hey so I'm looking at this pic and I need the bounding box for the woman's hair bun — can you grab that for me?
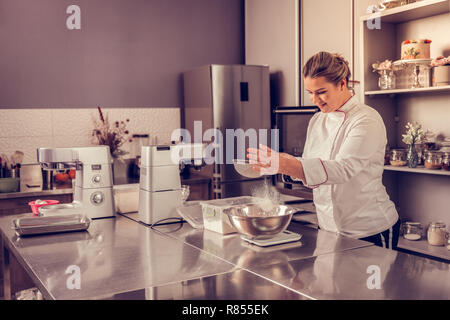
[303,51,351,87]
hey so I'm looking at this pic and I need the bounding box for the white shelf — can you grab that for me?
[361,0,450,24]
[384,165,450,176]
[398,237,450,261]
[366,85,450,96]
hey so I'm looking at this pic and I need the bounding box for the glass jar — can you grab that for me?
[402,222,423,241]
[378,70,396,90]
[415,143,424,165]
[390,148,407,166]
[442,152,450,171]
[424,151,443,170]
[427,222,447,246]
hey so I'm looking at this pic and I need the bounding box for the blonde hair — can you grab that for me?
[303,52,352,88]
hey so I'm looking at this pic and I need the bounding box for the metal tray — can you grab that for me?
[12,213,91,237]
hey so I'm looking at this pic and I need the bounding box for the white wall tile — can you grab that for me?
[0,107,181,164]
[52,108,96,138]
[0,136,53,164]
[0,109,53,138]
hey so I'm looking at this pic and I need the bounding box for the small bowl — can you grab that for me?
[233,159,263,178]
[223,203,297,240]
[28,200,60,215]
[0,178,20,193]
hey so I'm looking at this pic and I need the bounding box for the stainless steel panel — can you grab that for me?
[0,213,236,300]
[105,269,306,300]
[151,217,373,272]
[249,245,450,300]
[211,65,271,180]
[183,65,272,196]
[274,107,317,155]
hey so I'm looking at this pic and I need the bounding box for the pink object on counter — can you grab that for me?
[28,200,60,215]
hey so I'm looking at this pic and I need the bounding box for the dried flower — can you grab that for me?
[372,59,393,72]
[402,122,425,145]
[91,106,131,159]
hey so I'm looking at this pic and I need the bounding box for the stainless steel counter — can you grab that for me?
[249,245,450,300]
[1,213,236,299]
[135,213,374,269]
[2,211,450,300]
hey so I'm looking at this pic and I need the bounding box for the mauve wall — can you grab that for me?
[0,0,244,163]
[0,0,244,108]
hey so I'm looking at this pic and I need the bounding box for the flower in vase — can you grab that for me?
[402,122,425,145]
[91,106,131,160]
[372,59,393,73]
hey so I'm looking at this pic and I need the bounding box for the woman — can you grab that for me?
[248,51,400,249]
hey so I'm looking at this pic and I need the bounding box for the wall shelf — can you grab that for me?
[384,165,450,176]
[361,0,450,24]
[398,237,450,261]
[365,85,450,96]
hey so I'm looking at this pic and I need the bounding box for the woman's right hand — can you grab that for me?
[247,144,306,181]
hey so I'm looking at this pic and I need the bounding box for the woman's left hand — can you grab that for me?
[247,144,306,180]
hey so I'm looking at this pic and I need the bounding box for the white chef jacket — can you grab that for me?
[295,95,398,238]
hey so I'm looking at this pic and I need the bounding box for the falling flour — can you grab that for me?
[251,178,281,215]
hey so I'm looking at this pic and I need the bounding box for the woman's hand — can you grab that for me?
[246,144,306,181]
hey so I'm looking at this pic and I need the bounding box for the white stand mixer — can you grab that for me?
[138,143,205,225]
[37,146,115,219]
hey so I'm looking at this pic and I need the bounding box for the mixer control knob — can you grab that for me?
[92,175,101,184]
[91,192,104,205]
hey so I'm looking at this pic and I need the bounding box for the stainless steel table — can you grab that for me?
[2,211,450,300]
[249,245,450,300]
[137,213,374,270]
[0,213,297,300]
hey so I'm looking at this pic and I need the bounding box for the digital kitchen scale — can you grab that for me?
[240,230,302,247]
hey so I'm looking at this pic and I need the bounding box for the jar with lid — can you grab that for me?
[427,222,448,246]
[402,222,423,241]
[390,148,407,166]
[442,152,450,171]
[424,151,443,170]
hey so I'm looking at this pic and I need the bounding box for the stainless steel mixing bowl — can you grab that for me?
[223,203,297,239]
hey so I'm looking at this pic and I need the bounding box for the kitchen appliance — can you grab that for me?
[241,230,302,247]
[37,146,115,219]
[183,64,274,199]
[272,106,319,199]
[138,143,205,225]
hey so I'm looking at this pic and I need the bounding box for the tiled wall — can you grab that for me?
[0,107,180,164]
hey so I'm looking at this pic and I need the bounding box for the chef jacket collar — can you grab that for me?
[326,94,358,119]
